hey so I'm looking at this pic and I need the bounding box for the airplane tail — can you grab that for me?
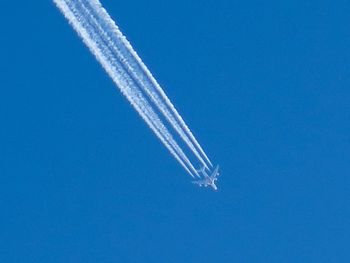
[196,166,206,174]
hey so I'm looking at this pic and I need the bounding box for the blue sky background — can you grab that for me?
[1,0,350,262]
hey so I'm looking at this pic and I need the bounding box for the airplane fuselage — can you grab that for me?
[192,165,219,191]
[210,182,218,190]
[203,175,218,190]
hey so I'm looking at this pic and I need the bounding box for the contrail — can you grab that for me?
[72,0,200,177]
[54,0,199,177]
[81,0,212,168]
[53,0,211,177]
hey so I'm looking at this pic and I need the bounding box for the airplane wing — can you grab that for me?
[192,165,220,190]
[210,165,220,179]
[192,179,209,187]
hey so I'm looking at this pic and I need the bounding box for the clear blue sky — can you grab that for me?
[1,0,349,262]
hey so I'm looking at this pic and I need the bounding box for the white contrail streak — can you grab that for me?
[61,0,197,176]
[82,0,212,168]
[62,0,199,177]
[73,1,208,171]
[54,0,199,177]
[54,0,212,178]
[70,1,200,178]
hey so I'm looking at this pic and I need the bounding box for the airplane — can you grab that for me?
[192,165,219,190]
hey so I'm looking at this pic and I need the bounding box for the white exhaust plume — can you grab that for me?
[80,0,212,169]
[53,0,211,177]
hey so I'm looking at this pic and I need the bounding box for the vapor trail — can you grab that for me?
[54,0,199,177]
[67,0,199,177]
[82,0,212,168]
